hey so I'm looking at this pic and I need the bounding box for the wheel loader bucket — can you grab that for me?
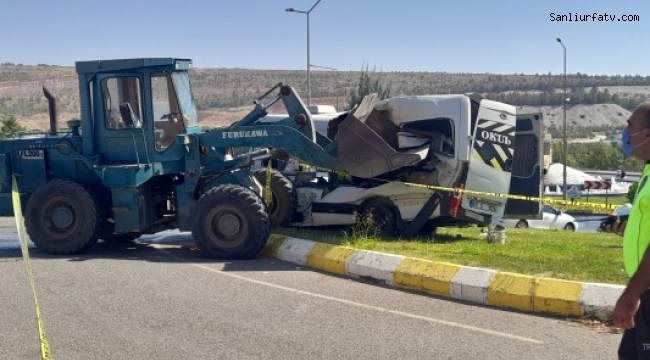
[337,94,428,178]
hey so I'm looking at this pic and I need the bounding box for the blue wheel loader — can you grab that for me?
[0,58,339,259]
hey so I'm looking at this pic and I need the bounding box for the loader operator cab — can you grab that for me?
[7,57,277,260]
[75,58,199,164]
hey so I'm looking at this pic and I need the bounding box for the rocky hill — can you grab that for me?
[520,103,630,129]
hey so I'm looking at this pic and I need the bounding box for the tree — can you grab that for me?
[0,115,26,138]
[347,64,392,110]
[551,141,643,170]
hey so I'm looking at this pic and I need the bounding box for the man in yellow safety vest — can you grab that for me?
[608,101,650,359]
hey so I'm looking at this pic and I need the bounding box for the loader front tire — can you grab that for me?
[252,169,296,227]
[192,185,270,259]
[25,180,100,255]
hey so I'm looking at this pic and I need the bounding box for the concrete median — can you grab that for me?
[265,234,624,321]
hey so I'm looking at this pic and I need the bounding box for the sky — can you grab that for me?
[1,0,649,76]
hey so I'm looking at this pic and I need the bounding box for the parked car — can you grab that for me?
[504,204,578,231]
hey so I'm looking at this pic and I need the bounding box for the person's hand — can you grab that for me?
[613,291,641,330]
[605,218,627,236]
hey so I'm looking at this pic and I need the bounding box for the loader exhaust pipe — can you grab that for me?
[43,86,57,134]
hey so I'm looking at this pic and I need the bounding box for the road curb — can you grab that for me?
[265,234,624,320]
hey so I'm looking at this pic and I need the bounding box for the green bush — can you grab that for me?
[628,181,639,203]
[347,64,391,110]
[0,115,26,138]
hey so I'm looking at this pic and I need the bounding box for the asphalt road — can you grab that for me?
[0,221,622,359]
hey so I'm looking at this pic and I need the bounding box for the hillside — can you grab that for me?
[0,63,646,132]
[520,103,630,129]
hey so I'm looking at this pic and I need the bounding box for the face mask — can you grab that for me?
[622,129,648,156]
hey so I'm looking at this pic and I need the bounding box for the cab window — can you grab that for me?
[102,76,143,129]
[151,72,185,151]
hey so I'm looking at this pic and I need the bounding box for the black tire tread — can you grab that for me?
[24,179,100,255]
[515,220,529,228]
[564,222,576,231]
[252,169,297,227]
[192,184,270,259]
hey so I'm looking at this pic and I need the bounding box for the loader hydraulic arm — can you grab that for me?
[198,124,339,173]
[198,83,340,173]
[229,83,317,144]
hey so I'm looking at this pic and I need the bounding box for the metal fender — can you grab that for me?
[200,169,263,198]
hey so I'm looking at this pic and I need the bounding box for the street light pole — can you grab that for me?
[286,0,323,107]
[557,37,567,200]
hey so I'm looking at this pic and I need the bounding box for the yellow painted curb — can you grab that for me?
[534,278,583,316]
[263,236,598,319]
[306,243,356,275]
[260,234,287,258]
[487,272,536,312]
[394,258,461,296]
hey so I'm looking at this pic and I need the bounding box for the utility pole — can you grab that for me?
[286,0,324,106]
[557,38,567,200]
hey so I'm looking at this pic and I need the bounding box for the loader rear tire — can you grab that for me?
[25,180,100,255]
[252,169,297,227]
[192,184,270,259]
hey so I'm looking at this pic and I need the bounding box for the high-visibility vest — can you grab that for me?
[623,163,650,277]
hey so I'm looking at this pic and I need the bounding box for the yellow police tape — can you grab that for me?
[401,181,619,212]
[265,161,272,206]
[11,176,53,360]
[296,163,620,212]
